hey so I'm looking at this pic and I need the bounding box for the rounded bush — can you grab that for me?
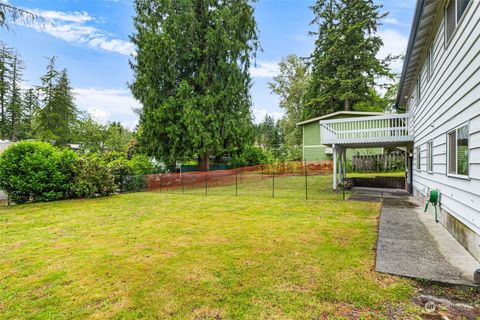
[71,155,115,198]
[0,141,77,204]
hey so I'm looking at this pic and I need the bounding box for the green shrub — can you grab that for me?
[130,154,153,174]
[230,145,273,168]
[0,141,77,204]
[71,155,115,198]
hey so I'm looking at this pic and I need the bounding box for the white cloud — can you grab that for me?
[87,107,111,124]
[377,28,409,73]
[36,10,93,23]
[17,9,134,56]
[250,60,279,78]
[252,108,283,123]
[383,17,409,26]
[74,88,140,129]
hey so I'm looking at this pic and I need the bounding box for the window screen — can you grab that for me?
[457,125,469,176]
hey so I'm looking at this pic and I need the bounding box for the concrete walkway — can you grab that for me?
[350,187,480,286]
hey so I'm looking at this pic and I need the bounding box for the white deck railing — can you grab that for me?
[320,113,414,145]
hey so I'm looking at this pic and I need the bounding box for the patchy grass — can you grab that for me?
[0,175,423,319]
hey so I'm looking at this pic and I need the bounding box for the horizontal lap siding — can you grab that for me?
[411,1,480,234]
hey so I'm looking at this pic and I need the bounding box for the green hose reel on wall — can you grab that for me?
[424,189,440,223]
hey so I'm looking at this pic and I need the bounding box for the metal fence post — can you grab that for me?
[159,174,161,193]
[205,171,208,195]
[235,171,238,196]
[261,164,264,180]
[181,172,184,194]
[304,158,308,200]
[272,167,275,198]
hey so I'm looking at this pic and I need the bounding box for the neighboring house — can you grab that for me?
[318,0,480,261]
[297,111,384,161]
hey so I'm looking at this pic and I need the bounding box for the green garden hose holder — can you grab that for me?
[424,189,440,223]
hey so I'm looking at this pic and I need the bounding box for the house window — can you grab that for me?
[446,0,470,43]
[416,147,421,170]
[457,0,470,22]
[427,141,433,172]
[448,124,469,176]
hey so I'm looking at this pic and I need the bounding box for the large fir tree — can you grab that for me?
[130,0,259,170]
[0,43,13,140]
[306,0,391,116]
[6,52,24,141]
[37,59,77,145]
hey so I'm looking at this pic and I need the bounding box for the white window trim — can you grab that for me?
[446,122,470,179]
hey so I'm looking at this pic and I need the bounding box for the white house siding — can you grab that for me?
[409,1,480,260]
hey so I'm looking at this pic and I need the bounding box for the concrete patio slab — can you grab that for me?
[350,187,480,286]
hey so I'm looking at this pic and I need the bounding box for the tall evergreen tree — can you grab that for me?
[21,88,40,139]
[256,115,283,157]
[6,52,24,141]
[0,43,13,140]
[37,61,77,145]
[306,0,392,116]
[130,0,259,170]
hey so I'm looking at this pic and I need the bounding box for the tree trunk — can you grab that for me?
[344,97,350,111]
[198,153,210,171]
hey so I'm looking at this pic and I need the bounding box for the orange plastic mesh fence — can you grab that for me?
[143,161,333,193]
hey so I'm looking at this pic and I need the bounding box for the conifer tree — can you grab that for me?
[37,59,77,145]
[0,43,13,140]
[306,0,392,116]
[22,88,40,139]
[6,52,24,141]
[130,0,259,170]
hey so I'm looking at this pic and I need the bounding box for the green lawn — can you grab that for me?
[0,175,422,319]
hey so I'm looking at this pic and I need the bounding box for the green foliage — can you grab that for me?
[230,145,273,168]
[36,58,78,145]
[306,0,393,116]
[255,115,284,158]
[107,157,135,187]
[130,0,259,170]
[105,153,153,192]
[72,114,133,154]
[269,54,309,156]
[71,155,115,198]
[0,141,77,204]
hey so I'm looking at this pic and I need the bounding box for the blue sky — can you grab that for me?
[1,0,416,128]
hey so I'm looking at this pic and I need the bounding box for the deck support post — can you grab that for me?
[333,144,337,190]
